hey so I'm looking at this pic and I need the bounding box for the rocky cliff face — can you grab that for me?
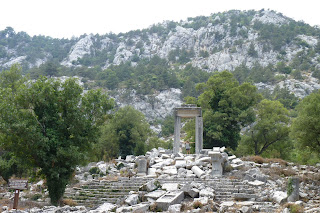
[1,9,320,120]
[111,88,183,121]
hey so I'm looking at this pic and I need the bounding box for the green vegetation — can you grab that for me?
[1,10,320,205]
[238,99,290,157]
[197,71,262,149]
[291,90,320,155]
[96,106,151,159]
[0,65,114,205]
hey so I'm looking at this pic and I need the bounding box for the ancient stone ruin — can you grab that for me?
[1,106,319,212]
[174,105,203,154]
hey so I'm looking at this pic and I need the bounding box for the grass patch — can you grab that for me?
[241,156,288,166]
[283,203,304,213]
[63,199,77,206]
[193,200,203,209]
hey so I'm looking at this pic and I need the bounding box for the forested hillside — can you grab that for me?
[1,10,320,121]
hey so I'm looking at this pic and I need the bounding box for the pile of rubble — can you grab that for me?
[1,147,320,212]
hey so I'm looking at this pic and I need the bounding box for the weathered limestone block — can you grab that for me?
[181,184,199,198]
[125,155,135,162]
[125,194,139,206]
[193,196,209,205]
[145,190,166,200]
[156,191,184,211]
[272,191,287,204]
[137,157,147,176]
[145,179,160,192]
[168,204,182,213]
[90,203,115,212]
[162,183,179,191]
[147,168,157,177]
[175,160,187,168]
[199,187,214,198]
[116,203,150,213]
[287,177,299,202]
[163,166,178,175]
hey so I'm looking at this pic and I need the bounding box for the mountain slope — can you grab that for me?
[1,10,319,71]
[1,9,320,121]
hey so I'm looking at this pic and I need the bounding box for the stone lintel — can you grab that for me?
[175,107,202,118]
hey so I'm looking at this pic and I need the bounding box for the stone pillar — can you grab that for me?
[287,177,299,202]
[208,151,223,177]
[137,157,147,176]
[173,116,181,154]
[195,116,203,155]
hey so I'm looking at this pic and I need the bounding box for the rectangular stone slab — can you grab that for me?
[156,191,184,211]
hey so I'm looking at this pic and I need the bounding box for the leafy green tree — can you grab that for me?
[42,61,58,77]
[272,86,299,109]
[276,61,292,74]
[0,66,114,205]
[161,115,175,137]
[98,106,151,159]
[197,71,261,149]
[0,64,25,92]
[247,42,258,57]
[145,136,171,151]
[241,99,290,156]
[291,90,320,154]
[0,152,26,183]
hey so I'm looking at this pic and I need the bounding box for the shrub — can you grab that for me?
[241,156,288,166]
[224,164,233,172]
[89,167,100,175]
[149,203,162,212]
[299,173,320,184]
[241,156,265,164]
[287,177,294,196]
[283,203,304,213]
[193,200,203,209]
[63,199,77,206]
[116,163,124,170]
[31,193,42,201]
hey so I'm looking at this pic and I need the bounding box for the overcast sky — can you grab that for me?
[1,0,319,39]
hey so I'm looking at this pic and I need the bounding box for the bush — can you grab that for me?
[241,156,288,166]
[283,203,304,213]
[193,200,203,209]
[224,164,233,172]
[242,156,265,164]
[89,167,100,175]
[31,193,42,201]
[149,203,162,212]
[62,199,77,206]
[116,163,124,170]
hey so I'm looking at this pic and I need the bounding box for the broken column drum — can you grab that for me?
[173,105,203,154]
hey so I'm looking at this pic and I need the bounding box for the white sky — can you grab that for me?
[1,0,319,39]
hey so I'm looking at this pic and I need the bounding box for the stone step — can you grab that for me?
[65,191,129,197]
[64,176,259,208]
[80,186,141,190]
[69,194,126,200]
[215,195,233,201]
[233,193,256,201]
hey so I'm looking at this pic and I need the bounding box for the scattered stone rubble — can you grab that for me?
[1,147,320,212]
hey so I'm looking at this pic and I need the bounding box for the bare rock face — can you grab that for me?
[252,10,289,25]
[160,26,195,58]
[3,56,27,68]
[112,88,182,121]
[62,35,94,66]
